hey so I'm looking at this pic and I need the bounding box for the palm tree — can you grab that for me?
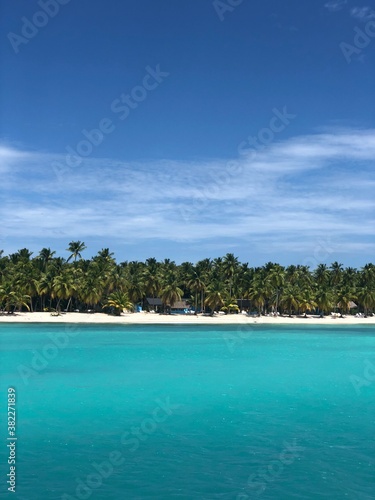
[330,262,344,286]
[0,245,374,322]
[285,265,299,285]
[160,281,183,314]
[337,286,356,316]
[280,286,299,317]
[314,264,330,287]
[161,258,176,274]
[222,253,240,297]
[78,273,104,311]
[14,266,38,312]
[142,269,160,308]
[103,292,133,315]
[96,248,114,260]
[0,283,18,313]
[342,267,358,287]
[38,247,56,271]
[37,273,54,311]
[330,262,344,313]
[357,287,375,317]
[204,282,226,316]
[296,267,313,298]
[236,263,252,312]
[127,275,146,305]
[266,265,285,313]
[145,257,158,270]
[51,271,75,312]
[315,287,333,317]
[14,292,31,313]
[298,290,317,317]
[179,261,194,284]
[187,271,206,313]
[66,241,86,262]
[196,258,212,275]
[247,268,269,315]
[9,248,33,264]
[220,297,240,315]
[0,283,30,313]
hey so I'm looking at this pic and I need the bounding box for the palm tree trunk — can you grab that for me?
[66,297,72,312]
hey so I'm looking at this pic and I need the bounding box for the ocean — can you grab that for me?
[0,323,374,499]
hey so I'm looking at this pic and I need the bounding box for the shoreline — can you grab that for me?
[0,312,374,325]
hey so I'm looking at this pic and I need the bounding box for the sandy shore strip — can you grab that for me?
[0,312,374,325]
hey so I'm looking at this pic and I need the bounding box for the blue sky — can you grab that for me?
[0,0,374,267]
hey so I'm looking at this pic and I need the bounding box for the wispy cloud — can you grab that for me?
[0,144,37,174]
[324,0,348,12]
[350,6,375,20]
[0,128,374,262]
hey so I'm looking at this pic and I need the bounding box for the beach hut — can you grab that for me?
[146,297,162,312]
[171,300,191,314]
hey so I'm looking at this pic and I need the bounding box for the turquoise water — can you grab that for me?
[1,323,374,499]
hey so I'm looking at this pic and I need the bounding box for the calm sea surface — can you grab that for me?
[0,323,374,499]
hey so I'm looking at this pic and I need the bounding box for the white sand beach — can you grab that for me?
[0,312,374,325]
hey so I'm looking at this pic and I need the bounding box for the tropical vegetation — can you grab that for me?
[0,244,374,317]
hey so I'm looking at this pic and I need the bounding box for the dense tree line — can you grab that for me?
[0,242,374,316]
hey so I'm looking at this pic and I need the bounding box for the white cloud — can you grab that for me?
[324,0,348,12]
[0,144,36,174]
[0,128,374,262]
[350,6,375,20]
